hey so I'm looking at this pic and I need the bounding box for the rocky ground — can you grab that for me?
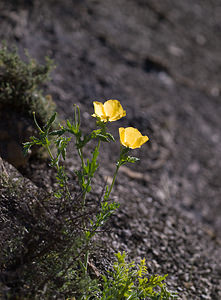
[0,0,221,299]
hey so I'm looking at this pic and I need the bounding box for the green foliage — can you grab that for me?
[86,201,120,240]
[0,173,93,299]
[100,252,178,300]
[65,252,178,300]
[117,146,140,167]
[0,43,56,126]
[22,105,179,299]
[0,93,179,299]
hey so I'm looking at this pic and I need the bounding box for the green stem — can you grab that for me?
[33,112,43,133]
[82,139,101,203]
[77,147,85,169]
[45,139,72,199]
[106,146,129,200]
[106,164,120,199]
[97,139,101,151]
[45,140,59,171]
[82,139,101,274]
[45,140,54,161]
[84,250,89,275]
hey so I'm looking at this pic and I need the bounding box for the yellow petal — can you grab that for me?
[119,127,149,149]
[92,101,108,122]
[125,127,141,148]
[131,136,149,149]
[103,100,126,122]
[119,127,126,146]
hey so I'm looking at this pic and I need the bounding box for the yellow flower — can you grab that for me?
[119,127,149,149]
[92,100,126,122]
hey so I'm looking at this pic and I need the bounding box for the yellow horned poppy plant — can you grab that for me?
[92,100,126,122]
[119,127,149,149]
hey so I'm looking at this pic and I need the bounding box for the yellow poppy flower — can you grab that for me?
[119,127,149,149]
[92,100,126,122]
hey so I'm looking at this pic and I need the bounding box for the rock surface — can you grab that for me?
[0,0,221,299]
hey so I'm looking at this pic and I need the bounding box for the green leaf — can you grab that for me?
[80,134,92,148]
[86,185,91,193]
[96,134,110,142]
[106,132,115,142]
[127,156,140,163]
[66,119,79,134]
[49,129,66,136]
[23,141,34,156]
[44,112,57,131]
[61,148,66,160]
[66,119,72,129]
[91,129,102,138]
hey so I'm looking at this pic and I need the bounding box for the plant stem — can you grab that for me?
[84,250,89,275]
[106,146,129,200]
[97,139,101,151]
[45,140,54,161]
[77,147,85,169]
[82,139,101,203]
[82,139,101,274]
[45,140,59,171]
[106,164,120,199]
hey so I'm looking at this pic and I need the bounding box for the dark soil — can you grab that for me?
[0,0,221,299]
